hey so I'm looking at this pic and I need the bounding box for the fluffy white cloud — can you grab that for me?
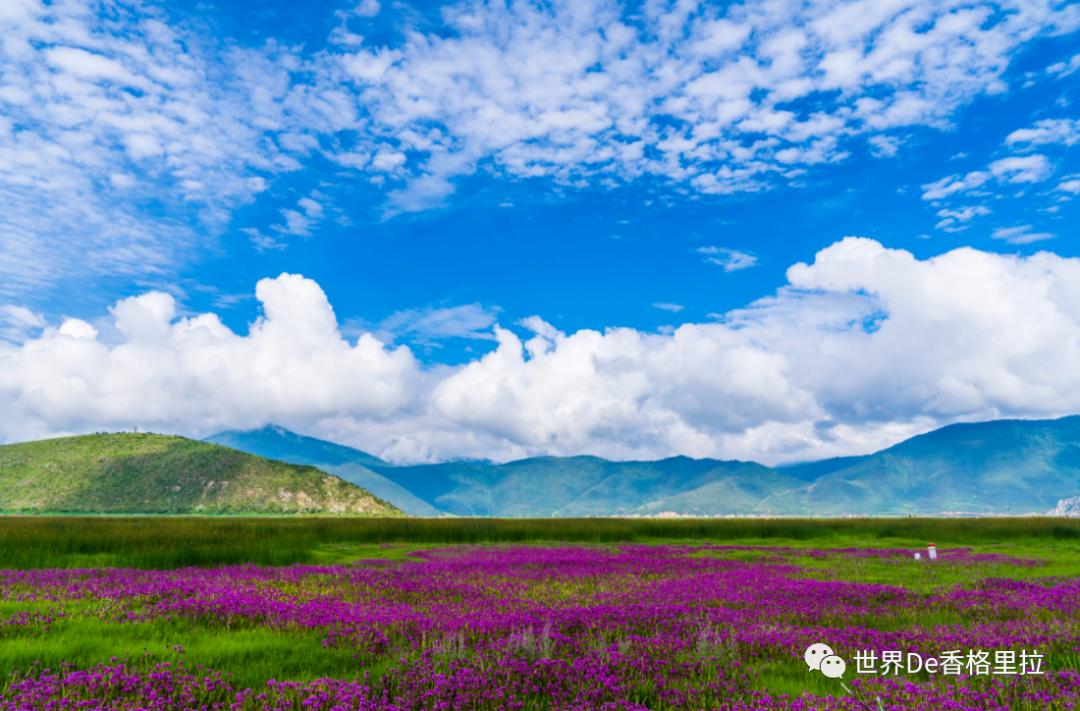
[0,274,419,444]
[5,240,1080,465]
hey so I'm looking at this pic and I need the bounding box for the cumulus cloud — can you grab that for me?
[5,241,1080,465]
[0,274,419,444]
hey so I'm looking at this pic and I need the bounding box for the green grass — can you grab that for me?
[0,516,1077,568]
[792,544,1080,590]
[0,617,365,689]
[689,536,1080,590]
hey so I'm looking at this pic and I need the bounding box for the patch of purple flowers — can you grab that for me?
[0,545,1076,709]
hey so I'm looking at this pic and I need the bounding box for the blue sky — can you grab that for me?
[1,0,1079,463]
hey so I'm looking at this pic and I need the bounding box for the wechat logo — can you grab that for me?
[805,642,847,679]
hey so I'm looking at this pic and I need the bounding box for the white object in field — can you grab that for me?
[927,543,937,560]
[914,552,922,561]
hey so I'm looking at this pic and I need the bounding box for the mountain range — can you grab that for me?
[208,416,1080,516]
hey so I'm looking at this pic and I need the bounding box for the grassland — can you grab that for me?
[0,515,1075,568]
[0,517,1077,708]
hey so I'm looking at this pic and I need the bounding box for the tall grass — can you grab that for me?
[0,516,1075,569]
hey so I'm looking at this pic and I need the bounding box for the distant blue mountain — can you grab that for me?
[799,416,1080,514]
[209,425,387,467]
[776,455,871,481]
[375,455,795,516]
[206,426,440,516]
[207,416,1080,516]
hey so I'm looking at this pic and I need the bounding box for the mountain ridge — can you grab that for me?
[207,416,1080,517]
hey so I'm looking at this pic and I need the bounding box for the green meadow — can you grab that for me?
[1,515,1076,569]
[0,516,1077,707]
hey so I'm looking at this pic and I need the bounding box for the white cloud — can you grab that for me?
[272,193,327,238]
[0,274,419,444]
[43,46,140,85]
[991,224,1055,244]
[698,246,759,272]
[1046,52,1080,78]
[3,0,1078,294]
[368,303,500,346]
[922,171,990,200]
[652,302,684,313]
[6,240,1080,465]
[924,114,1078,228]
[989,154,1053,183]
[0,0,315,297]
[242,228,287,252]
[934,205,991,231]
[867,135,901,158]
[1006,118,1080,146]
[326,0,1080,210]
[354,0,381,18]
[0,304,45,342]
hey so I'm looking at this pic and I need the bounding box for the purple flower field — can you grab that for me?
[1,545,1077,710]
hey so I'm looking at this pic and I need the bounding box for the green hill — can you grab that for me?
[206,426,440,516]
[0,433,402,516]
